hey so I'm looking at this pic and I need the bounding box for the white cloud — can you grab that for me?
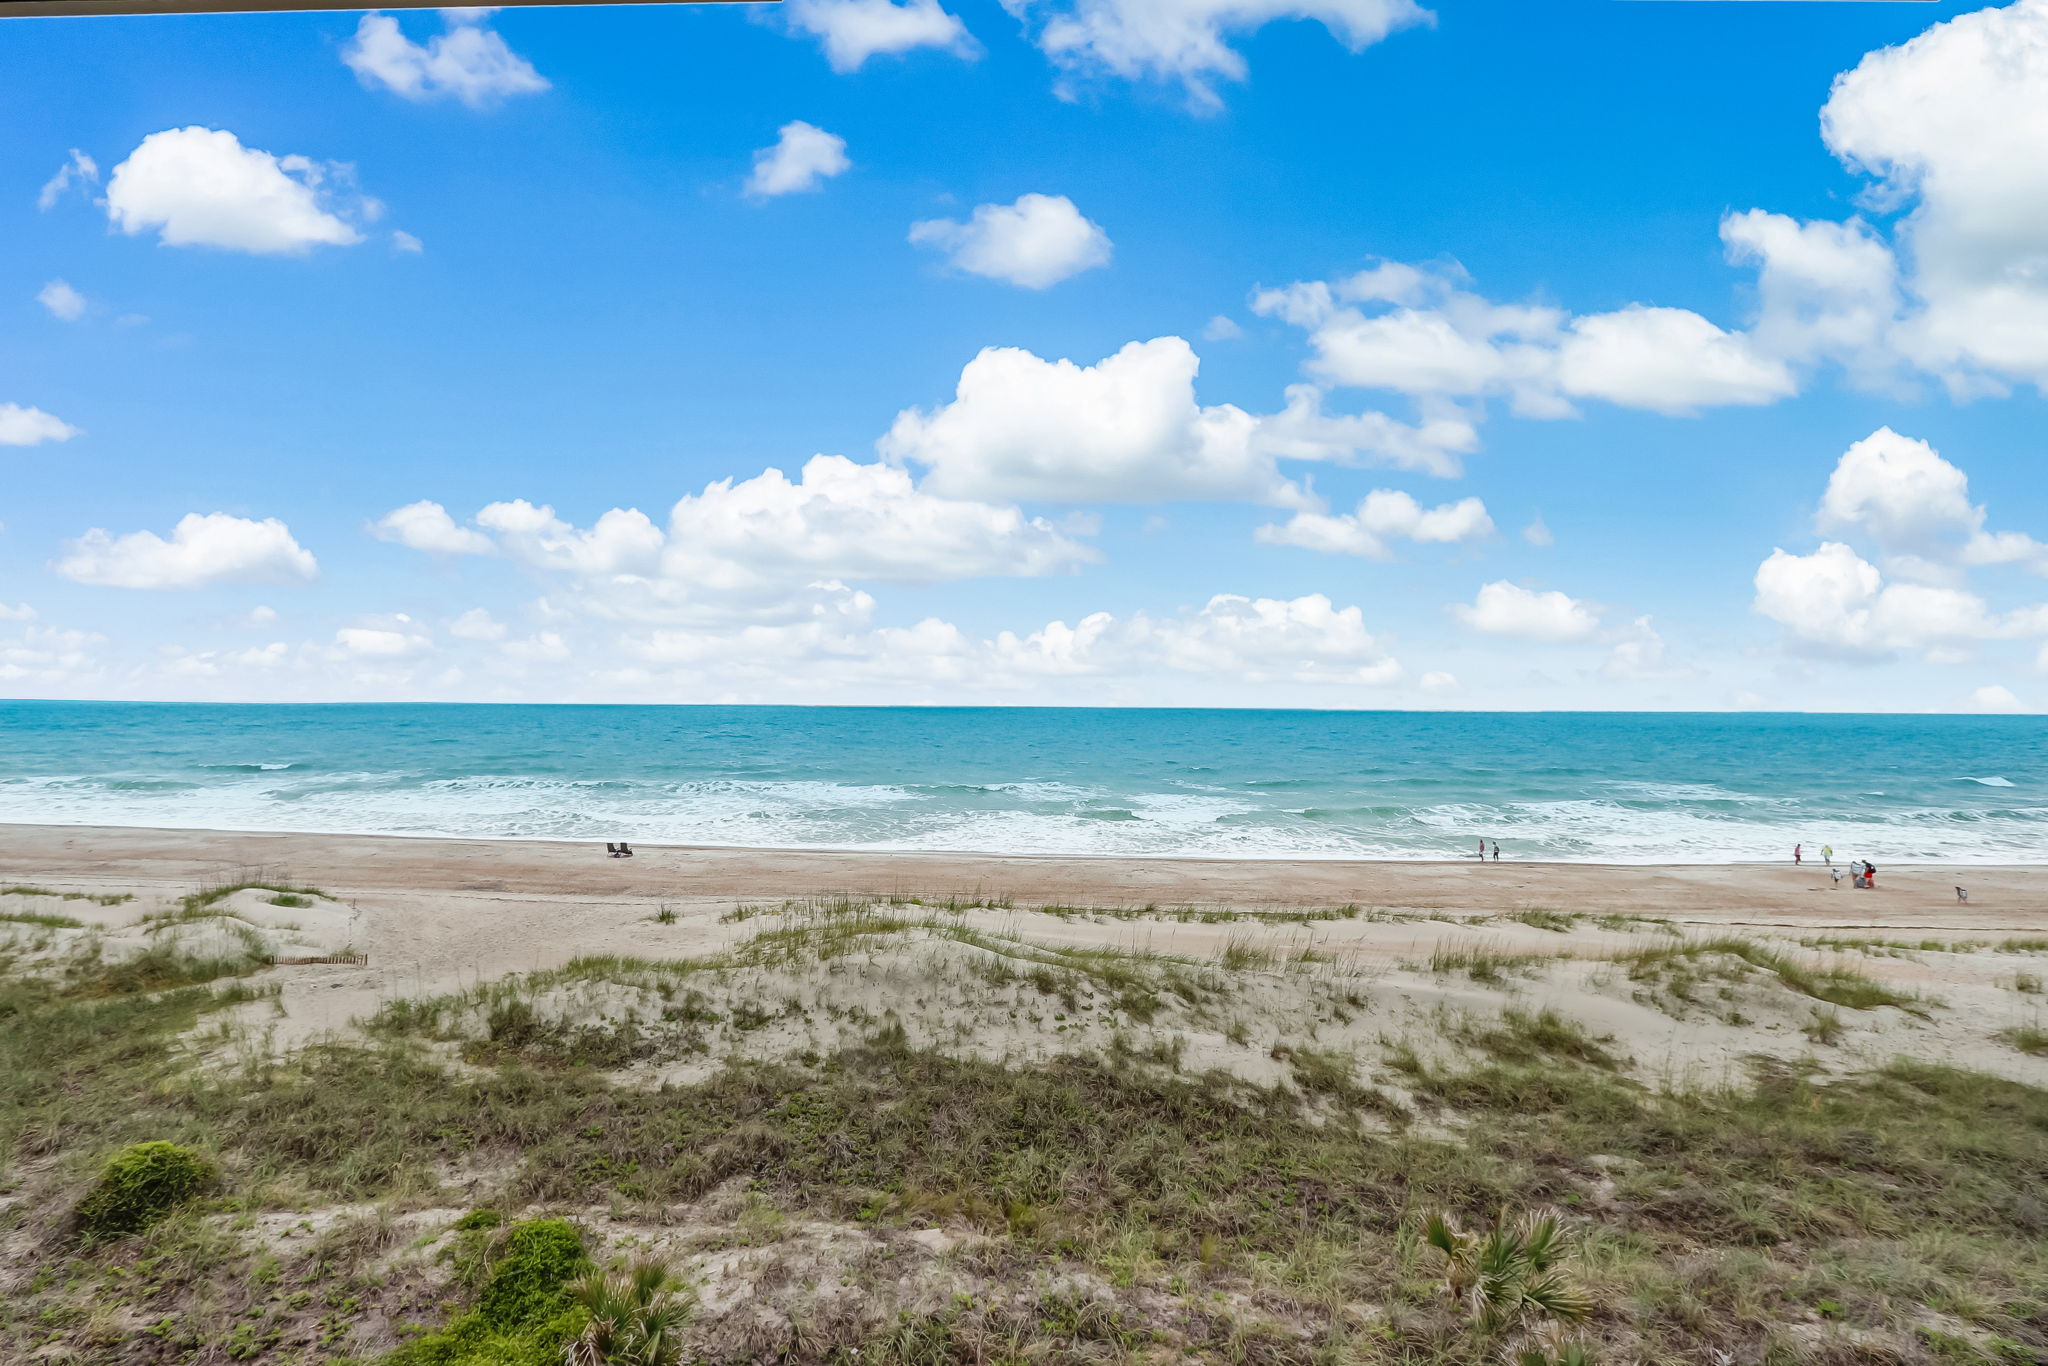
[475,500,666,576]
[337,621,432,657]
[1251,384,1476,478]
[54,512,318,590]
[342,10,549,107]
[1202,314,1243,341]
[1452,580,1600,642]
[910,193,1111,289]
[1256,259,1793,420]
[0,624,104,687]
[1820,0,2048,390]
[1013,0,1428,110]
[0,404,81,447]
[105,127,366,255]
[503,631,571,662]
[392,230,424,254]
[1814,427,2048,579]
[244,605,278,627]
[1602,615,1686,681]
[1554,306,1794,415]
[664,455,1094,585]
[1720,209,1902,382]
[0,603,36,622]
[373,500,496,555]
[783,0,975,72]
[1750,541,2036,656]
[36,280,87,322]
[1256,489,1490,559]
[1419,670,1459,695]
[36,149,97,211]
[747,121,851,198]
[1963,684,2025,714]
[449,608,507,641]
[881,336,1302,505]
[1521,515,1553,548]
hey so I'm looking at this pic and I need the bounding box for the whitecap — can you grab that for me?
[1961,776,2016,788]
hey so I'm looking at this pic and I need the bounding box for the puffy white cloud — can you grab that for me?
[373,500,496,555]
[1820,0,2048,389]
[1554,306,1794,415]
[0,624,103,687]
[1118,592,1401,684]
[1013,0,1428,110]
[55,513,318,590]
[1751,541,2035,656]
[475,500,665,576]
[342,10,548,107]
[36,280,86,322]
[1521,515,1553,548]
[1419,670,1459,695]
[1452,580,1600,642]
[1257,261,1792,418]
[783,0,975,72]
[378,458,1094,625]
[910,193,1111,289]
[664,455,1094,585]
[0,403,80,447]
[36,149,97,211]
[336,620,432,657]
[1963,684,2025,714]
[0,603,36,622]
[747,121,851,198]
[882,337,1301,505]
[1202,314,1243,341]
[503,631,570,662]
[449,608,507,641]
[105,127,366,255]
[1256,489,1490,559]
[1720,209,1902,380]
[392,230,424,254]
[1813,427,2048,578]
[1250,384,1476,477]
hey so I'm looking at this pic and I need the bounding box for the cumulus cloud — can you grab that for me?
[1814,427,2048,580]
[0,623,104,687]
[881,337,1301,506]
[1255,259,1791,420]
[337,617,432,657]
[0,404,81,447]
[1522,515,1553,548]
[909,193,1111,289]
[783,0,975,72]
[1751,541,2043,657]
[0,603,36,622]
[1202,315,1243,341]
[104,127,368,255]
[1820,0,2048,390]
[36,149,97,211]
[1011,0,1428,110]
[747,121,851,198]
[36,280,87,322]
[1720,209,1903,382]
[1451,580,1600,642]
[373,500,496,555]
[377,457,1094,624]
[1256,489,1490,559]
[342,9,549,107]
[1601,616,1686,682]
[1963,684,2025,714]
[54,513,318,590]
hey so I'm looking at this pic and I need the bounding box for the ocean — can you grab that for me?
[1,702,2042,864]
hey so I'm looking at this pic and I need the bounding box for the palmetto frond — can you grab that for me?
[562,1258,692,1366]
[1418,1207,1595,1339]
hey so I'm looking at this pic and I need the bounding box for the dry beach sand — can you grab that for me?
[4,821,2044,1086]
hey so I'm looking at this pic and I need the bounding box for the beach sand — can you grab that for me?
[4,822,2043,1085]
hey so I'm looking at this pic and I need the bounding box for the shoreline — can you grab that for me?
[3,822,2036,921]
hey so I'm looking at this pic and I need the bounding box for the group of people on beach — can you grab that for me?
[1475,839,1501,862]
[1794,843,1877,888]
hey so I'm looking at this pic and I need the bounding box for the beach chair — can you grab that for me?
[618,842,634,858]
[605,842,626,858]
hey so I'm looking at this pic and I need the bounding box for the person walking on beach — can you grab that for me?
[1478,837,1487,861]
[1822,844,1833,868]
[1491,841,1500,862]
[1794,843,1802,865]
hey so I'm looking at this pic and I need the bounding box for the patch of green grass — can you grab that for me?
[388,1218,591,1365]
[1,886,132,906]
[1999,1025,2048,1057]
[1423,942,1552,985]
[1504,909,1579,933]
[0,908,87,929]
[1616,936,1920,1012]
[1455,1008,1621,1070]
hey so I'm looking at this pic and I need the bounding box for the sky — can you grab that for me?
[4,0,2048,711]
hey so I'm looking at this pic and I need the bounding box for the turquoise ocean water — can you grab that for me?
[1,702,2043,863]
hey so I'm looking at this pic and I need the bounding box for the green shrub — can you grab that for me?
[388,1218,591,1366]
[74,1140,215,1236]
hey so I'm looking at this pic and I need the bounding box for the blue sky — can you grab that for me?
[4,0,2047,710]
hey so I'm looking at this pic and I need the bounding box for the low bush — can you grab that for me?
[389,1217,591,1365]
[74,1140,215,1237]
